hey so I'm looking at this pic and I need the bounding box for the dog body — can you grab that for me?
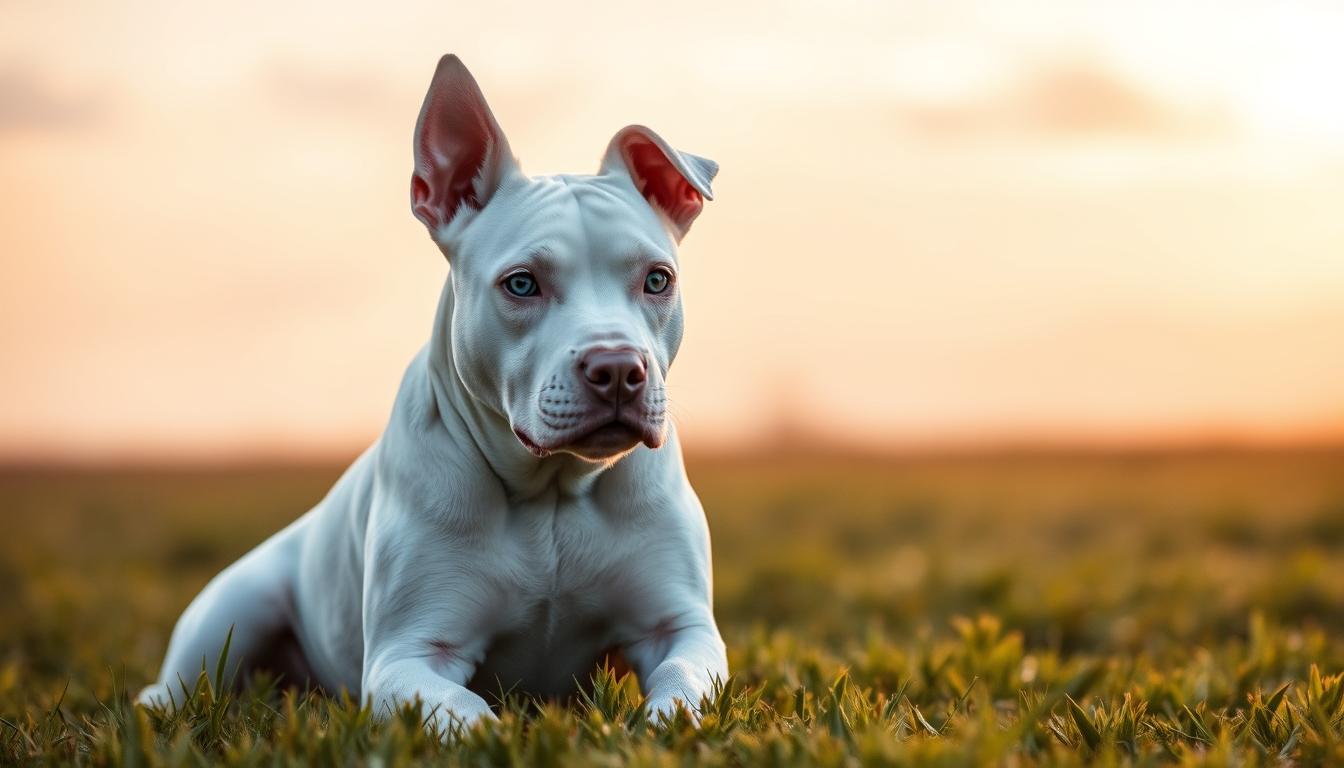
[137,55,726,729]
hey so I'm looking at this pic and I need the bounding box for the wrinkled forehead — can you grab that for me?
[450,173,677,272]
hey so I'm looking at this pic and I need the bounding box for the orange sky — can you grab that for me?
[2,1,1344,461]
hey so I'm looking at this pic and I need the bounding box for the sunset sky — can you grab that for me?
[3,1,1343,461]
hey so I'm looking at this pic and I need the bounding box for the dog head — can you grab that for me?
[410,56,716,462]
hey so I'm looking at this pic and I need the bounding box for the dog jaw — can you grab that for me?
[513,375,668,461]
[514,408,666,462]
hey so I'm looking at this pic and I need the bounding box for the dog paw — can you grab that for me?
[644,694,701,725]
[372,690,498,739]
[135,682,177,710]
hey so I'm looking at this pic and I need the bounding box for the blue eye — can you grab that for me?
[503,271,539,297]
[644,268,673,295]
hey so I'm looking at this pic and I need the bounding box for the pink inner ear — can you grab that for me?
[412,76,495,232]
[624,138,703,232]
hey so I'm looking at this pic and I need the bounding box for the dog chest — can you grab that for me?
[467,498,646,692]
[496,497,636,621]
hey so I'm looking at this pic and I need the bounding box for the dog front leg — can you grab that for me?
[362,646,495,733]
[628,612,728,722]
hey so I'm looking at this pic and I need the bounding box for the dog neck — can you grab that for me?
[425,279,614,502]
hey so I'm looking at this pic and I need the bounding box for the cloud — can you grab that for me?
[0,67,106,133]
[895,59,1230,142]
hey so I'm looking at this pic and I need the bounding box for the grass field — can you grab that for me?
[3,448,1344,765]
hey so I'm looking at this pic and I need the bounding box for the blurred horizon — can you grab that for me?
[3,1,1344,463]
[5,434,1344,470]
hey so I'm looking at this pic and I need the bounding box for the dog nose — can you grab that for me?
[579,347,647,404]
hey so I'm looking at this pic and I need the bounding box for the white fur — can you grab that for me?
[137,56,726,732]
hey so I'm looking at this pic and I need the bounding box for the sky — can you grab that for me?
[2,0,1343,461]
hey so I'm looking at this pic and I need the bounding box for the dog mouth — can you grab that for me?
[514,417,662,460]
[567,422,646,458]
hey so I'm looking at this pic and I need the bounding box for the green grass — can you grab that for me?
[3,448,1344,765]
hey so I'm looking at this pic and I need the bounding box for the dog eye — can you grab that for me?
[644,268,673,295]
[502,271,540,298]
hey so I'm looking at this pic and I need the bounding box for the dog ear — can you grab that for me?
[411,55,518,237]
[600,125,717,242]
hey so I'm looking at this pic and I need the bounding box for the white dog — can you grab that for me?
[137,54,726,729]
